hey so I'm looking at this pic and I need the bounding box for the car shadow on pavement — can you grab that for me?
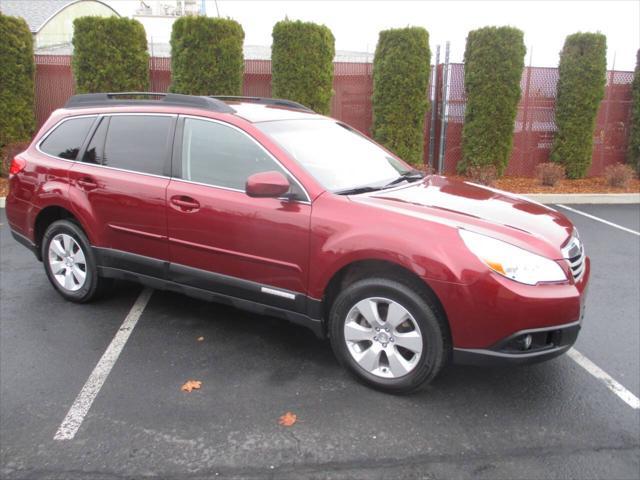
[134,285,578,412]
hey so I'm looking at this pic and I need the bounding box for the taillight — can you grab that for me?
[9,157,26,176]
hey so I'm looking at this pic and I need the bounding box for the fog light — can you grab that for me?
[520,334,533,350]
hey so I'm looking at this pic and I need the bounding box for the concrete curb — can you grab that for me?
[523,193,640,204]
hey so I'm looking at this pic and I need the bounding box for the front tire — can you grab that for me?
[42,219,110,303]
[329,277,449,393]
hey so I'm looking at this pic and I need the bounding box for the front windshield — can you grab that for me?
[257,119,414,192]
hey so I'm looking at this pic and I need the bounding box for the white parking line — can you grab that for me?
[556,205,639,408]
[556,204,640,236]
[567,348,640,410]
[54,288,154,440]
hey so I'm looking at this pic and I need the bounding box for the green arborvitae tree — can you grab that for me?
[627,49,640,171]
[271,19,335,114]
[458,26,526,175]
[550,32,607,178]
[72,16,149,93]
[372,27,431,166]
[170,16,244,95]
[0,13,35,149]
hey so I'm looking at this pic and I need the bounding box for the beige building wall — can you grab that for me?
[36,1,119,48]
[133,15,178,45]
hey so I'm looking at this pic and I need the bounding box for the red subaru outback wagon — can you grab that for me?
[6,93,589,393]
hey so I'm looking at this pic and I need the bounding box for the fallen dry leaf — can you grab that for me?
[197,336,204,342]
[181,380,202,392]
[278,411,297,427]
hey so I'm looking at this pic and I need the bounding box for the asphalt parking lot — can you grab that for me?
[1,204,639,479]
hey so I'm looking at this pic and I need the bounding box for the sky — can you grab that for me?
[108,0,640,70]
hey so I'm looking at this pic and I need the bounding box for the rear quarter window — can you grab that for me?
[39,117,95,160]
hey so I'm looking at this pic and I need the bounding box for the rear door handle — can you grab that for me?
[77,177,98,190]
[170,195,200,211]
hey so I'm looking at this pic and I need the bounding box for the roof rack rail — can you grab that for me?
[64,92,236,113]
[210,96,314,112]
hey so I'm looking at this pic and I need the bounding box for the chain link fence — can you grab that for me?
[34,54,634,177]
[427,63,634,176]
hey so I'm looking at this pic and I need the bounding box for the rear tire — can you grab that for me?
[329,277,449,393]
[42,220,111,303]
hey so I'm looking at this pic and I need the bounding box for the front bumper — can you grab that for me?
[428,254,590,349]
[452,320,581,366]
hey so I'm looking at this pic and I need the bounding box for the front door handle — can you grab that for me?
[170,195,200,211]
[77,177,98,190]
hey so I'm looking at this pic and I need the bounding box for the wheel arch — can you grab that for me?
[321,259,451,342]
[33,206,82,260]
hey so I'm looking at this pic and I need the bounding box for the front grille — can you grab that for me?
[567,251,585,280]
[562,232,585,282]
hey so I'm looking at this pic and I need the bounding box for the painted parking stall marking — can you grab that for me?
[54,288,154,440]
[556,204,640,236]
[568,349,640,409]
[557,204,639,410]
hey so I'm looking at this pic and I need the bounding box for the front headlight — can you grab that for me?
[459,229,567,285]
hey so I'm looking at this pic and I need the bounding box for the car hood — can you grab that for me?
[351,175,573,254]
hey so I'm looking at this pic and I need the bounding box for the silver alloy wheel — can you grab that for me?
[48,233,87,292]
[344,297,423,378]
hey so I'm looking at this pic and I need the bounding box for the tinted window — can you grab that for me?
[40,117,95,160]
[82,117,108,165]
[181,118,295,193]
[103,116,173,175]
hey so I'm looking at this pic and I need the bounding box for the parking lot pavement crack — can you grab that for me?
[0,467,132,480]
[288,443,640,476]
[201,442,640,478]
[284,429,303,457]
[6,443,638,479]
[73,415,222,470]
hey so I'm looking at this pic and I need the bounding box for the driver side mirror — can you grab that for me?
[245,171,291,198]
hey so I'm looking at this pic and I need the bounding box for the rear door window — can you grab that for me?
[39,116,95,160]
[102,115,173,176]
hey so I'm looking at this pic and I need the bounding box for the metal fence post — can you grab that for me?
[520,47,533,170]
[428,45,441,170]
[437,41,450,174]
[149,37,155,91]
[600,52,616,166]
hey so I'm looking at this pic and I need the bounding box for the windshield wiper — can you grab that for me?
[382,170,425,188]
[335,170,425,196]
[334,185,383,195]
